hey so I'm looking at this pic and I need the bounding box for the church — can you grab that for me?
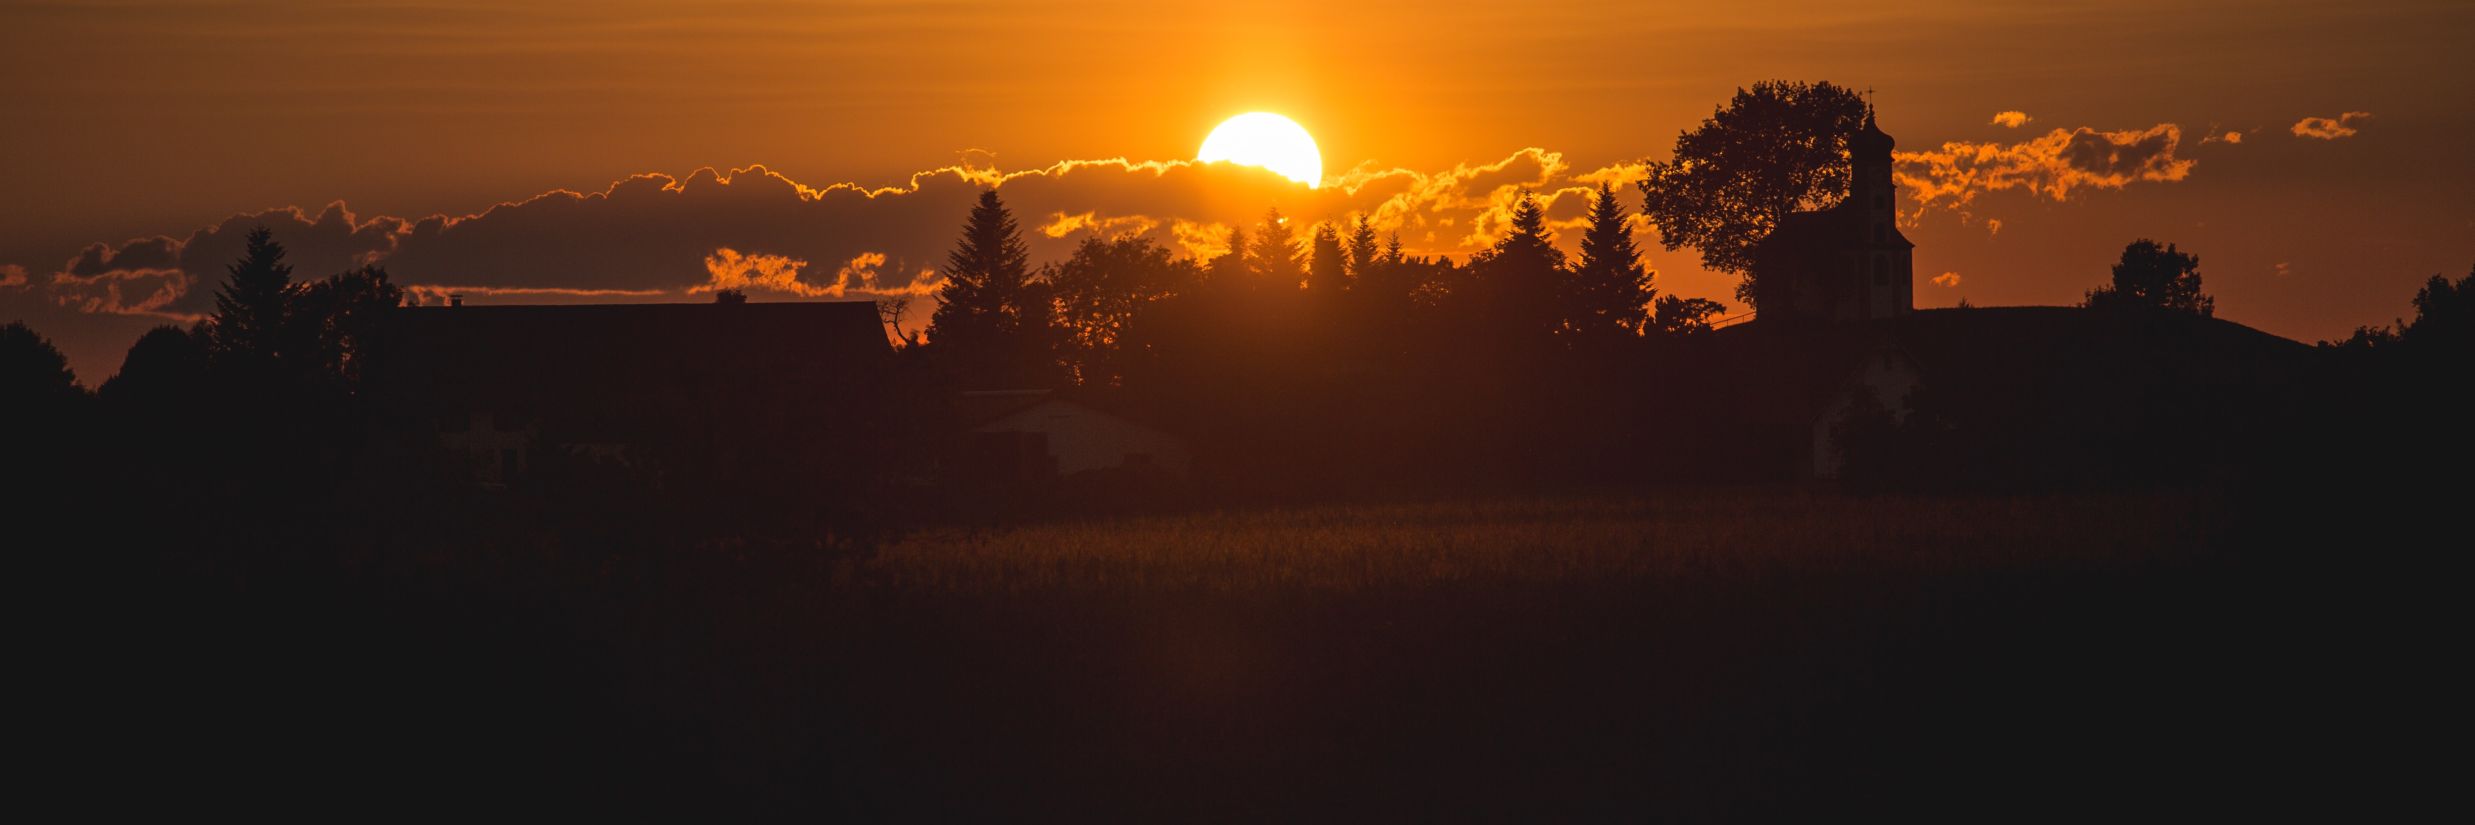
[1751,108,1914,323]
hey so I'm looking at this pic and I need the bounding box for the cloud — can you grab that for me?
[1984,219,2002,237]
[1895,123,2195,221]
[2292,111,2371,140]
[1991,111,2031,128]
[33,149,1663,316]
[1931,272,1962,287]
[48,268,198,318]
[2200,130,2243,145]
[17,148,1701,368]
[1039,211,1160,239]
[2273,261,2292,278]
[0,264,26,289]
[696,247,835,298]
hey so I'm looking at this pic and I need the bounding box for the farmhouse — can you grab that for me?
[956,389,1191,483]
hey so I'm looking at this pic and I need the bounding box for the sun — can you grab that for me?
[1198,112,1323,188]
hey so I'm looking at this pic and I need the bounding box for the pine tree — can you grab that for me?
[1566,182,1657,338]
[208,226,297,366]
[1205,224,1251,291]
[1244,207,1303,289]
[1306,223,1350,293]
[927,189,1055,382]
[1345,215,1381,279]
[1472,192,1566,338]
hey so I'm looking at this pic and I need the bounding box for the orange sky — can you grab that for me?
[4,0,2470,381]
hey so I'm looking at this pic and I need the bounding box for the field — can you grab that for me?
[55,488,2423,820]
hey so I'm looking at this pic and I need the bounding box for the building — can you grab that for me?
[955,390,1191,483]
[373,300,892,485]
[1751,108,1915,323]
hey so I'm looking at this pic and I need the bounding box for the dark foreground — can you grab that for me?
[34,487,2456,821]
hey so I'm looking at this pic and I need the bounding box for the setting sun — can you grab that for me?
[1197,112,1323,188]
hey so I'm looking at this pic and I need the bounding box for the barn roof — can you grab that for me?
[371,300,891,439]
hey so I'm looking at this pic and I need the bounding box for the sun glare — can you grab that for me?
[1198,112,1323,188]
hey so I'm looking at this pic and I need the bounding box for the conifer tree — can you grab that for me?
[208,226,298,366]
[1244,207,1303,289]
[1345,215,1381,279]
[927,189,1056,382]
[1565,182,1657,338]
[1472,192,1566,337]
[1306,223,1350,293]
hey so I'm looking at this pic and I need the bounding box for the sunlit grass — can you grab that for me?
[861,491,2220,594]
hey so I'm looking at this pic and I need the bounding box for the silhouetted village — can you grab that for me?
[7,85,2468,819]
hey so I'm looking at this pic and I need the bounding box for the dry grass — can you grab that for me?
[861,490,2223,594]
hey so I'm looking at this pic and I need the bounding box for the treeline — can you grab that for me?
[897,184,1740,499]
[914,184,1725,391]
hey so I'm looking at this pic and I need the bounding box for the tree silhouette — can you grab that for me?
[207,226,300,367]
[2085,239,2213,316]
[1649,295,1727,336]
[1306,223,1350,294]
[1469,192,1566,338]
[1052,235,1197,384]
[713,288,749,304]
[927,189,1058,383]
[2398,266,2473,352]
[1637,80,1868,302]
[1565,182,1657,339]
[295,264,405,388]
[1345,215,1381,280]
[875,294,920,350]
[1244,207,1303,290]
[99,324,211,409]
[2,321,83,407]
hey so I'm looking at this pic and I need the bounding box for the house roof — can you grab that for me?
[957,389,1183,438]
[371,301,891,438]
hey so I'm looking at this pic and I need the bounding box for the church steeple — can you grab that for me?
[1850,105,1897,233]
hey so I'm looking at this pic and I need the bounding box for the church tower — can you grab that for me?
[1849,106,1913,319]
[1750,104,1915,323]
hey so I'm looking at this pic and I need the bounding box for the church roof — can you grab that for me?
[1757,198,1913,253]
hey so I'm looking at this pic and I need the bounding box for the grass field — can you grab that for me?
[860,491,2225,593]
[65,487,2425,821]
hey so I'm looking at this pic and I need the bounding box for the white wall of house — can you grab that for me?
[974,400,1191,477]
[1811,349,1922,479]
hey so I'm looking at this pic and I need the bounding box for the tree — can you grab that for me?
[294,264,404,388]
[100,324,211,409]
[875,294,920,350]
[2338,265,2475,353]
[1244,207,1303,289]
[2085,239,2213,316]
[2398,266,2473,352]
[207,225,300,366]
[713,288,749,305]
[1637,80,1869,302]
[1565,182,1657,339]
[1345,215,1382,280]
[1306,223,1350,294]
[1468,191,1567,338]
[1050,235,1197,384]
[1,321,83,408]
[926,189,1058,382]
[1649,295,1727,337]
